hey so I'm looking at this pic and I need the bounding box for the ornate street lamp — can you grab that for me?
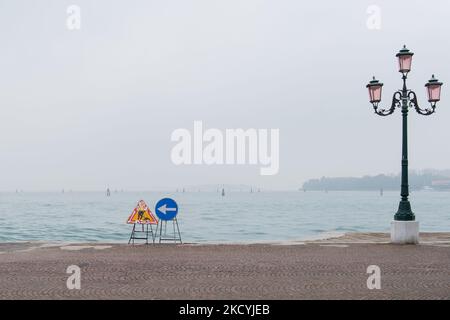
[366,46,443,243]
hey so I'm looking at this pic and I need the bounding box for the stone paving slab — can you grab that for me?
[0,233,449,299]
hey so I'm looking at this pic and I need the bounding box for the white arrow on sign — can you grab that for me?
[157,204,177,215]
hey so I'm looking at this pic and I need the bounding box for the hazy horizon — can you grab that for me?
[3,167,449,192]
[2,0,450,191]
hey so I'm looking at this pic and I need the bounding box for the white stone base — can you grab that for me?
[390,220,419,244]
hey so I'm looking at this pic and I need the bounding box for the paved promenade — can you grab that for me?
[0,233,449,299]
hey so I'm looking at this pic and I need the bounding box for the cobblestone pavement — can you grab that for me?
[0,233,449,299]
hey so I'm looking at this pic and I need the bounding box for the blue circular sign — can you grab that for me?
[155,198,178,221]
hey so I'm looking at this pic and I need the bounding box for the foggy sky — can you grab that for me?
[1,0,450,191]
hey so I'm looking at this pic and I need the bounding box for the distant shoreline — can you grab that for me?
[3,189,450,193]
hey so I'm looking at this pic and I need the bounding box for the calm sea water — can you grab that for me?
[0,191,449,243]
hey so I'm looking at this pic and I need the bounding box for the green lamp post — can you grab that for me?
[366,46,443,226]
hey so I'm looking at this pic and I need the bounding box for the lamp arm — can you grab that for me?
[373,91,402,116]
[408,91,436,115]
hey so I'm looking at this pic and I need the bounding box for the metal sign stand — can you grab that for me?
[156,218,182,244]
[128,223,155,245]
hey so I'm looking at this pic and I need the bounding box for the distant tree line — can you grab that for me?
[302,171,450,191]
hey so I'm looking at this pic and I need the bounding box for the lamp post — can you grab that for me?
[366,46,443,243]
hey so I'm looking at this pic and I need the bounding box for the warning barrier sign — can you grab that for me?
[127,200,158,225]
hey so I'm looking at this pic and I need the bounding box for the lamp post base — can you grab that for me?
[390,220,419,244]
[394,200,415,221]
